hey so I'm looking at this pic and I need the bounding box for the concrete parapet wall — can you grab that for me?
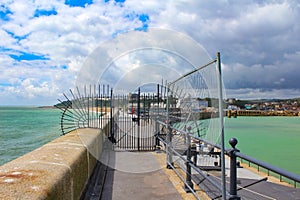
[0,128,105,200]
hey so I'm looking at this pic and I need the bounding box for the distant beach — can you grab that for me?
[37,106,56,109]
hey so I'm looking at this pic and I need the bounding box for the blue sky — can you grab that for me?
[0,0,300,105]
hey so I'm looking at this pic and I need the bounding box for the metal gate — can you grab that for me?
[56,84,169,151]
[111,88,157,151]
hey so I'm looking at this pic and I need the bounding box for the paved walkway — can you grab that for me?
[82,142,300,200]
[100,150,183,200]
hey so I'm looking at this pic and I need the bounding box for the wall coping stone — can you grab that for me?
[0,128,104,200]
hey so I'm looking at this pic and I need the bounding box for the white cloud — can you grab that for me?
[0,29,16,47]
[226,88,300,100]
[1,0,300,105]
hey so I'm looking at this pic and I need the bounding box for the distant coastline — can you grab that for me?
[226,109,300,117]
[37,106,56,109]
[226,97,300,117]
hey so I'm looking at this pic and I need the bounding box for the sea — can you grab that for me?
[0,107,300,176]
[224,116,300,176]
[0,106,61,166]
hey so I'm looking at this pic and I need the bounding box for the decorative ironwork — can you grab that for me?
[55,85,112,135]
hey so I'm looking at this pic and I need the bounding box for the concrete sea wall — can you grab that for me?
[0,127,106,199]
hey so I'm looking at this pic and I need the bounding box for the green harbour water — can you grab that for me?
[224,116,300,176]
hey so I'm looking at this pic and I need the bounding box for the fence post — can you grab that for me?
[155,84,160,150]
[166,84,173,169]
[109,88,116,144]
[137,88,141,151]
[191,144,197,166]
[166,125,174,169]
[184,126,194,192]
[110,88,113,138]
[155,121,160,149]
[228,138,241,200]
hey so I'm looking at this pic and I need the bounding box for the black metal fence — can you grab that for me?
[55,85,113,135]
[154,119,300,199]
[56,84,169,151]
[112,89,158,151]
[155,120,226,199]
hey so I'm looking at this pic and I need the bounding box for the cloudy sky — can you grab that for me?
[1,0,299,105]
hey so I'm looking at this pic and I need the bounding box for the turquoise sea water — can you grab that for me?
[224,116,300,175]
[1,107,300,176]
[0,107,60,166]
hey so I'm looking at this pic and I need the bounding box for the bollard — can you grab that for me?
[184,127,194,192]
[228,138,241,200]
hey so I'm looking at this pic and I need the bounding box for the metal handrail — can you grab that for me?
[156,134,226,199]
[155,120,228,199]
[186,129,300,188]
[235,151,300,188]
[156,119,300,189]
[191,132,300,188]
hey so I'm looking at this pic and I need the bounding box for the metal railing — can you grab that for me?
[236,151,300,188]
[188,135,300,189]
[155,119,227,200]
[188,132,300,189]
[155,119,300,200]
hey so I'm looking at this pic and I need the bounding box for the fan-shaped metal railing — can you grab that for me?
[55,85,112,135]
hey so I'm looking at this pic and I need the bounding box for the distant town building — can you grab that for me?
[227,105,239,110]
[228,98,236,104]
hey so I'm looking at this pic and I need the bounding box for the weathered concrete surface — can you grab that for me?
[0,128,104,200]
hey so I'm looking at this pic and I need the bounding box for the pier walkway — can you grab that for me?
[100,151,183,200]
[81,144,190,200]
[81,143,300,200]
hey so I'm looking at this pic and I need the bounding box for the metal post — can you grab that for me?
[98,84,100,129]
[217,52,227,200]
[86,86,89,128]
[89,85,92,127]
[228,138,241,200]
[110,88,115,143]
[166,125,173,169]
[155,121,160,149]
[137,88,141,151]
[184,126,194,192]
[157,84,160,115]
[166,84,173,169]
[191,144,197,166]
[156,84,160,149]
